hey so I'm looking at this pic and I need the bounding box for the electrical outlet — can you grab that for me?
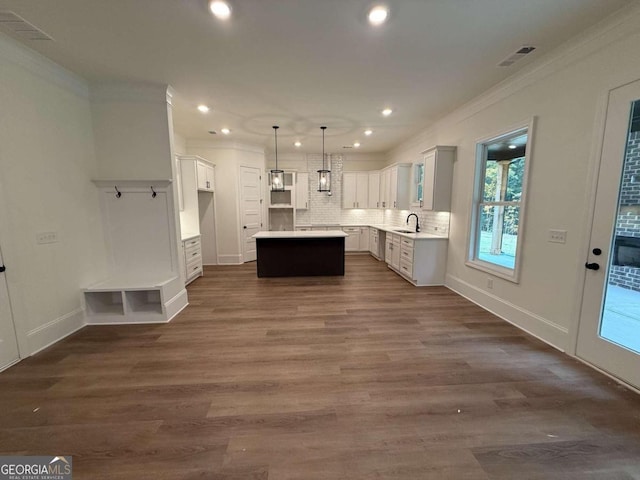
[548,229,567,244]
[36,232,58,244]
[487,278,493,289]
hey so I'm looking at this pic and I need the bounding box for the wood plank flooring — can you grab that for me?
[1,255,640,479]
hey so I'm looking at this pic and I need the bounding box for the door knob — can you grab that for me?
[592,248,602,256]
[0,265,5,273]
[243,226,247,229]
[585,262,600,271]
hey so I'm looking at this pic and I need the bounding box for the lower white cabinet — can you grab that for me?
[359,227,370,252]
[370,228,384,260]
[343,227,360,252]
[183,235,203,284]
[386,235,448,286]
[385,234,401,270]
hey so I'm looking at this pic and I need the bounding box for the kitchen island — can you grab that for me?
[253,230,347,277]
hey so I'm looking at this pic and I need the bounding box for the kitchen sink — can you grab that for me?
[393,229,415,234]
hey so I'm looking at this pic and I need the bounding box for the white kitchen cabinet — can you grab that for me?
[196,159,215,192]
[359,227,370,251]
[370,228,385,259]
[396,236,448,286]
[379,164,411,210]
[368,171,380,208]
[183,235,203,284]
[342,172,369,209]
[385,233,401,270]
[296,172,309,210]
[421,146,456,211]
[343,226,361,251]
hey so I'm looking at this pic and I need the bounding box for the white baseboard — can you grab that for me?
[27,308,86,356]
[166,288,189,322]
[445,274,569,352]
[217,254,243,265]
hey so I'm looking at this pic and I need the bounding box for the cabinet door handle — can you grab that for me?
[0,265,5,273]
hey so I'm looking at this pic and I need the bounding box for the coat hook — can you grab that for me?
[151,186,157,198]
[115,186,122,198]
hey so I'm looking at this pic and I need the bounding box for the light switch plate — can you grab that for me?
[548,229,567,244]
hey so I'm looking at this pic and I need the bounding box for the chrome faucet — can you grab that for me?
[406,213,420,232]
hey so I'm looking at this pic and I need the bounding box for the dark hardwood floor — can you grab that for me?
[1,255,640,479]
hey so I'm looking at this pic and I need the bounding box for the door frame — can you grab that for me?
[0,177,25,364]
[237,164,264,263]
[568,78,640,388]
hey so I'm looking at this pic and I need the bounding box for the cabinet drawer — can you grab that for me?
[400,246,413,262]
[399,258,413,278]
[343,227,360,233]
[401,238,414,249]
[186,263,203,282]
[184,237,201,249]
[185,248,202,264]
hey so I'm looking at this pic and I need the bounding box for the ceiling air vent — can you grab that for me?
[0,11,53,41]
[498,45,536,67]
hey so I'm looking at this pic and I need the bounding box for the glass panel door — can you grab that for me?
[577,81,640,389]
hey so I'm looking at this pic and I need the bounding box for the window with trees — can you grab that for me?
[467,122,533,281]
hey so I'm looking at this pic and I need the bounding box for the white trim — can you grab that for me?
[89,82,170,103]
[0,357,20,374]
[91,179,172,188]
[445,273,569,352]
[567,87,613,356]
[165,288,188,322]
[465,118,535,283]
[217,254,243,265]
[388,2,640,158]
[0,31,89,98]
[27,308,85,356]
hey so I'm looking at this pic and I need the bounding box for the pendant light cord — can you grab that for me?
[273,125,279,169]
[321,126,327,168]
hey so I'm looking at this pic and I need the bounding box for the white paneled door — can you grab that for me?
[240,166,263,263]
[0,245,19,371]
[577,79,640,389]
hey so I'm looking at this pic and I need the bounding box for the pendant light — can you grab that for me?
[317,126,331,192]
[270,125,285,192]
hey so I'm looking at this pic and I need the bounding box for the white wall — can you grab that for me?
[387,5,640,351]
[187,140,265,264]
[0,33,108,355]
[90,83,174,180]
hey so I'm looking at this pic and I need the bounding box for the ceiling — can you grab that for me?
[0,0,633,154]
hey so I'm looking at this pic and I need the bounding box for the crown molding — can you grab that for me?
[390,2,640,157]
[89,81,170,104]
[0,31,88,98]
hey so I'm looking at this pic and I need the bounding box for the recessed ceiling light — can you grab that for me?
[382,108,393,116]
[197,105,210,113]
[294,141,302,147]
[508,144,517,149]
[364,129,373,136]
[209,1,231,20]
[354,142,361,148]
[221,128,231,135]
[368,5,389,26]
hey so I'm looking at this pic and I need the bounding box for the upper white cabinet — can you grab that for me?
[296,172,309,210]
[196,159,215,192]
[343,172,369,209]
[368,171,380,209]
[421,146,455,211]
[380,163,411,210]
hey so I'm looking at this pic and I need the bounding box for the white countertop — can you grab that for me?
[181,232,201,241]
[369,224,448,240]
[253,230,348,239]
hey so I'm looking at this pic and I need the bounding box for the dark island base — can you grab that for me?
[256,237,345,277]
